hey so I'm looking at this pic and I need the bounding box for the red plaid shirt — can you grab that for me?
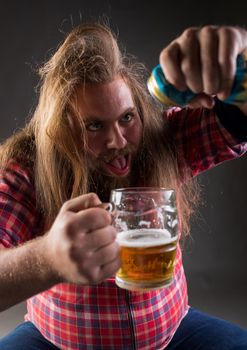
[0,107,246,349]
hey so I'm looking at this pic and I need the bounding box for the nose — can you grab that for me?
[106,124,127,150]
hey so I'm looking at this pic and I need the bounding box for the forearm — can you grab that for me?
[0,235,62,312]
[0,194,120,312]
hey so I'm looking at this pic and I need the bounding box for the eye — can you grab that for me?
[86,121,103,132]
[121,113,133,123]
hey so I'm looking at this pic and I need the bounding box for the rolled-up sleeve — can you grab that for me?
[166,105,247,178]
[0,163,42,248]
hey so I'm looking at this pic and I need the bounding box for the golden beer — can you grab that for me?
[116,229,177,291]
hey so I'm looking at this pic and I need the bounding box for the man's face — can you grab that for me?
[75,78,143,178]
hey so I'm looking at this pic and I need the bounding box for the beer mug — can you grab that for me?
[110,187,178,291]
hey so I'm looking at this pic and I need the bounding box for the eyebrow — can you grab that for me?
[84,107,138,121]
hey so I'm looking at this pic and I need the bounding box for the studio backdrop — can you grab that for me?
[0,0,246,335]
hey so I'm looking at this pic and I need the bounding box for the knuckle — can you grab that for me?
[88,208,112,227]
[183,56,198,71]
[87,192,100,203]
[182,27,198,40]
[82,192,100,210]
[200,25,216,37]
[61,199,73,212]
[181,59,194,74]
[160,44,175,61]
[85,192,100,208]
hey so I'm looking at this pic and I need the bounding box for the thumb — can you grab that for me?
[187,93,215,109]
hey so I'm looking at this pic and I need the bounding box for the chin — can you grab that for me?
[89,168,132,199]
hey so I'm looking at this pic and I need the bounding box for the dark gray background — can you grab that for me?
[0,0,246,335]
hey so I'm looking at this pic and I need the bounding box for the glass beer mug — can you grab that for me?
[110,187,178,291]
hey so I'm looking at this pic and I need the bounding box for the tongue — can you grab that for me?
[109,156,127,169]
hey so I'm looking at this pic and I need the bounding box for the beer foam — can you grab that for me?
[116,229,177,247]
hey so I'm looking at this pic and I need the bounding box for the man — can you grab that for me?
[0,22,246,349]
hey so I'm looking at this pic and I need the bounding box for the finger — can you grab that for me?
[98,256,121,282]
[217,27,239,100]
[71,226,117,257]
[63,207,112,241]
[78,242,120,282]
[159,41,187,91]
[61,193,101,213]
[179,28,203,93]
[92,226,117,251]
[187,93,215,109]
[86,256,121,285]
[93,241,120,268]
[199,26,220,95]
[76,207,112,232]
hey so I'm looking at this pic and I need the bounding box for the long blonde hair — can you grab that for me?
[0,22,199,234]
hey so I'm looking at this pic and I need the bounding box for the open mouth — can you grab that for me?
[103,154,131,176]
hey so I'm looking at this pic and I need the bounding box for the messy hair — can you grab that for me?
[0,22,199,234]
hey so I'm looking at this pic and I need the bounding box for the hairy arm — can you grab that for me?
[0,193,120,312]
[0,165,120,312]
[0,235,61,311]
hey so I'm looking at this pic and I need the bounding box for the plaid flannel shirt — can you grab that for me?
[0,106,246,349]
